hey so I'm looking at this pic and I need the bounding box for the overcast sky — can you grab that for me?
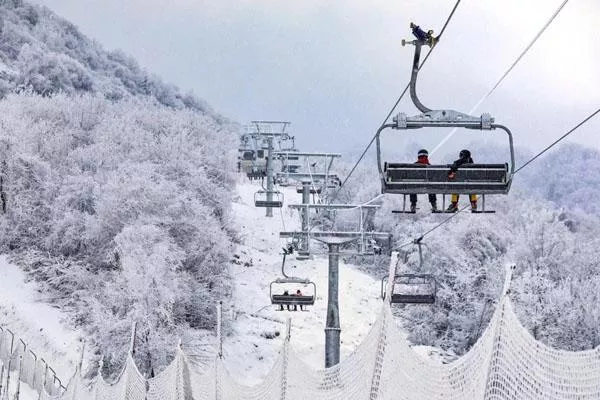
[31,0,600,159]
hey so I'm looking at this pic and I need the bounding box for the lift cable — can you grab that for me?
[330,0,463,203]
[430,0,570,155]
[400,107,600,248]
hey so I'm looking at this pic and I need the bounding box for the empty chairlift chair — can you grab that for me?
[381,274,437,304]
[254,190,283,208]
[381,240,436,304]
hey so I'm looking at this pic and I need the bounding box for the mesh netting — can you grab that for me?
[484,299,600,400]
[93,356,146,400]
[377,305,497,400]
[147,349,194,400]
[5,268,600,400]
[217,350,285,400]
[0,327,65,399]
[285,309,384,400]
[189,359,217,400]
[0,328,12,360]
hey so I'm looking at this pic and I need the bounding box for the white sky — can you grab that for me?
[30,0,600,157]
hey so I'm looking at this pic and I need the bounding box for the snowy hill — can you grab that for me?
[0,0,242,383]
[0,0,219,118]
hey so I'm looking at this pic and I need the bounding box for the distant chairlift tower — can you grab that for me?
[274,152,342,257]
[248,121,292,217]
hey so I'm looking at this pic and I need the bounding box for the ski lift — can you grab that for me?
[269,246,316,309]
[254,190,283,208]
[270,279,316,309]
[381,239,436,304]
[382,274,436,304]
[375,25,515,207]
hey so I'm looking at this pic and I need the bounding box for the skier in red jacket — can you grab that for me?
[410,149,438,212]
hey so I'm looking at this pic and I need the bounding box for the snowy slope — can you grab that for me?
[222,179,385,384]
[0,256,82,400]
[0,256,81,379]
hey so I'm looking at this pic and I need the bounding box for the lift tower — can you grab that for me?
[281,204,391,367]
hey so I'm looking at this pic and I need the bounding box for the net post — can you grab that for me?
[128,322,137,356]
[217,301,223,359]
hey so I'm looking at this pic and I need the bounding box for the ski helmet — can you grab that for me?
[459,149,471,159]
[418,149,429,157]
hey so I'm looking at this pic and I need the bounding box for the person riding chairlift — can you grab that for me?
[410,149,438,213]
[295,289,304,311]
[447,149,478,212]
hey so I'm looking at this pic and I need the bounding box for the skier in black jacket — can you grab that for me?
[446,149,477,212]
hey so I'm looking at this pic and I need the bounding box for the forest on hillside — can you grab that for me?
[0,0,240,378]
[0,92,238,377]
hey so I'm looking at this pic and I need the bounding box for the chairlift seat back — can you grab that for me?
[390,293,435,304]
[254,190,283,208]
[388,274,436,305]
[383,162,510,194]
[271,295,315,306]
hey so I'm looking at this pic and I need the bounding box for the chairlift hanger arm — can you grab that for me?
[375,123,397,188]
[491,123,515,177]
[405,41,431,113]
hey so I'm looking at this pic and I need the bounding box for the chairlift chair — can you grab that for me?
[254,190,283,208]
[381,274,436,304]
[270,278,316,308]
[269,246,316,309]
[375,25,515,212]
[382,240,436,304]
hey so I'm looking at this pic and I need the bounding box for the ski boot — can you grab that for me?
[446,202,458,213]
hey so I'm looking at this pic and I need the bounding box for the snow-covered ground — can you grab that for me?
[222,179,386,384]
[0,256,81,380]
[0,255,82,400]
